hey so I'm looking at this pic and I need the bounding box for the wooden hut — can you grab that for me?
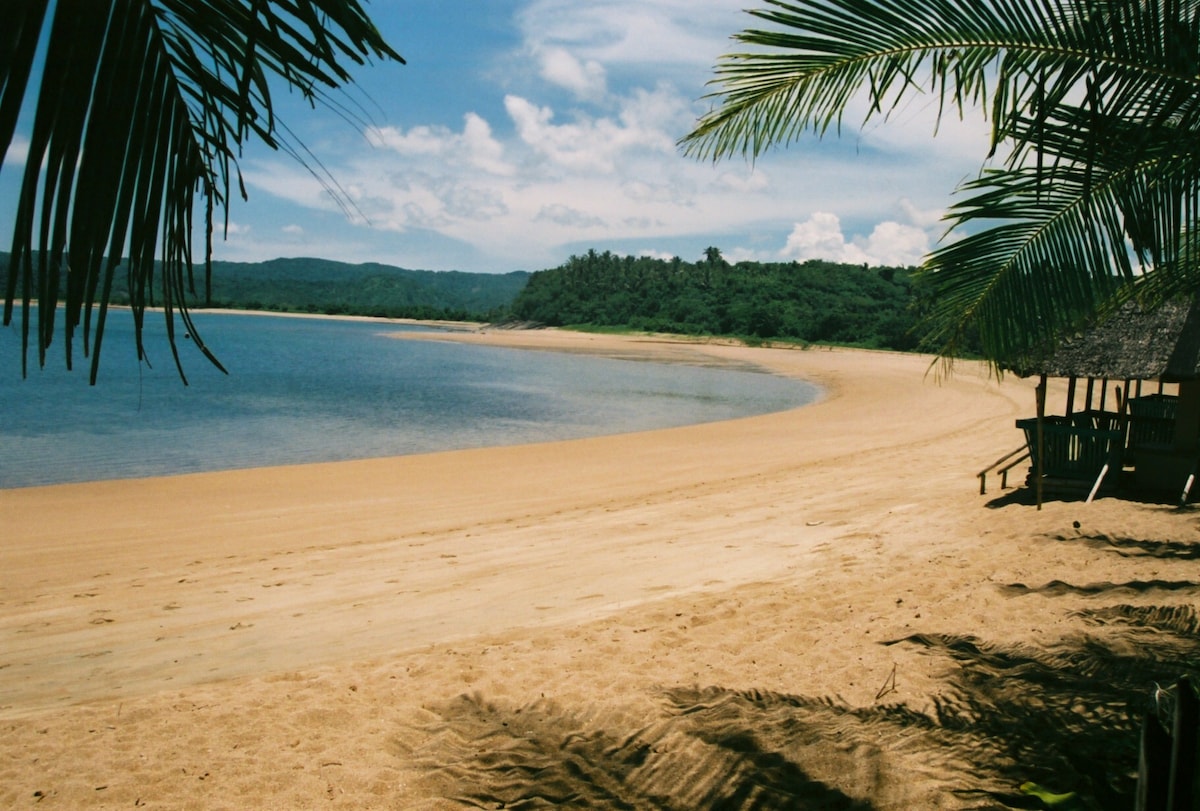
[1007,297,1200,502]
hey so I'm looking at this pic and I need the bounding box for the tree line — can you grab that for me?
[508,248,926,351]
[1,253,530,323]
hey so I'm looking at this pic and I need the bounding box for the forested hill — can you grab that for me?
[185,257,530,320]
[509,249,924,350]
[0,254,530,321]
[4,251,929,350]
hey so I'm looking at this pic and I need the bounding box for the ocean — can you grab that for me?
[0,310,819,489]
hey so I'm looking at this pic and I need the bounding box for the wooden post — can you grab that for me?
[1066,377,1078,417]
[1036,375,1047,510]
[1138,708,1172,811]
[1136,677,1200,810]
[1086,377,1096,411]
[1173,380,1200,453]
[1167,676,1198,810]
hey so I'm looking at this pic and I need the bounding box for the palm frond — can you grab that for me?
[682,0,1200,369]
[0,0,402,382]
[918,94,1200,367]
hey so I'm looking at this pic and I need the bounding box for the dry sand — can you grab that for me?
[2,328,1198,809]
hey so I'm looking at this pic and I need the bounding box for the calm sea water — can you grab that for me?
[0,310,819,489]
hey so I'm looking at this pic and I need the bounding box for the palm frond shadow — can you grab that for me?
[415,691,881,809]
[1000,579,1200,596]
[1054,532,1200,560]
[412,610,1200,809]
[884,604,1200,807]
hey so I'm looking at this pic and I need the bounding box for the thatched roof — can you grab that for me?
[1011,297,1200,381]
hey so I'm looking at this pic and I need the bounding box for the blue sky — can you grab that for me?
[3,1,997,274]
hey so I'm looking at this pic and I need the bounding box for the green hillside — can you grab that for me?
[4,250,933,351]
[190,258,530,320]
[1,254,530,321]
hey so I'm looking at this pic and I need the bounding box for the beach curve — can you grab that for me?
[2,329,1197,808]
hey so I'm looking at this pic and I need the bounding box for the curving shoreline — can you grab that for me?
[2,329,1197,807]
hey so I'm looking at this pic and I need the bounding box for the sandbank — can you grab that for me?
[2,328,1197,808]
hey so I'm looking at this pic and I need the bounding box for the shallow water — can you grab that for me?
[0,310,819,488]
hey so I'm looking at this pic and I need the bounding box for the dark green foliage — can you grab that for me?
[0,0,403,381]
[509,249,924,351]
[175,258,530,321]
[2,253,529,322]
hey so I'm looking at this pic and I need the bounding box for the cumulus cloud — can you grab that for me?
[538,46,607,99]
[504,94,675,174]
[366,114,515,177]
[282,224,304,235]
[782,213,868,264]
[781,212,931,266]
[219,1,986,273]
[517,0,747,71]
[536,203,604,228]
[898,197,945,230]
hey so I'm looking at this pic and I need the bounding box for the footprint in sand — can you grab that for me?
[89,610,114,625]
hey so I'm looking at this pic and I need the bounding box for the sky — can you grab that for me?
[2,0,998,275]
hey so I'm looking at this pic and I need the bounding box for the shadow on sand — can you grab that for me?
[412,533,1200,809]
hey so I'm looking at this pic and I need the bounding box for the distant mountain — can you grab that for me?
[0,254,530,320]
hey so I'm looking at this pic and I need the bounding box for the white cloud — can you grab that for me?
[860,220,931,266]
[366,114,515,177]
[782,213,869,264]
[898,198,945,230]
[536,203,605,228]
[366,125,446,155]
[504,93,677,174]
[715,170,769,193]
[517,0,747,71]
[781,212,931,266]
[461,113,515,176]
[282,224,304,235]
[216,1,990,273]
[538,46,607,99]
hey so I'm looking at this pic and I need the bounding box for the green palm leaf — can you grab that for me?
[0,0,402,382]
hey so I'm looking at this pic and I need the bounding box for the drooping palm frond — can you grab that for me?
[680,0,1200,370]
[919,88,1200,366]
[680,0,1091,161]
[0,0,402,382]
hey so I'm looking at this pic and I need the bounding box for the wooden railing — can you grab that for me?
[977,446,1031,495]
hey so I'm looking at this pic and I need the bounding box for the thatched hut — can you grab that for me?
[1012,296,1200,382]
[1007,296,1200,502]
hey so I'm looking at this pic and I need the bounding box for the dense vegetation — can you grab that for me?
[509,249,924,350]
[5,250,932,351]
[2,254,530,322]
[176,258,530,321]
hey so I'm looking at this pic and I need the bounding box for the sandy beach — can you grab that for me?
[2,328,1198,809]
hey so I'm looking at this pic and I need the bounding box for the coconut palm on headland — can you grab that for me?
[0,0,402,382]
[680,0,1200,373]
